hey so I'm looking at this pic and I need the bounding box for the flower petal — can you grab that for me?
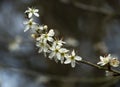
[54,57,58,63]
[28,13,33,18]
[71,60,75,68]
[24,26,30,32]
[48,29,55,36]
[34,13,39,17]
[60,48,69,53]
[47,37,54,42]
[59,56,64,64]
[100,56,103,61]
[75,56,82,61]
[25,10,29,13]
[57,53,61,60]
[49,52,55,59]
[44,46,49,52]
[38,48,43,53]
[64,59,71,64]
[72,50,75,56]
[34,9,39,12]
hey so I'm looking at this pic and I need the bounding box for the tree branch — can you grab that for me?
[80,60,120,76]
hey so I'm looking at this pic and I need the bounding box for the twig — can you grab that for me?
[80,60,120,76]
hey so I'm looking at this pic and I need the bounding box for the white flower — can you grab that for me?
[34,25,48,34]
[37,29,55,42]
[49,45,69,63]
[24,18,36,32]
[53,39,66,47]
[109,58,120,67]
[49,46,61,61]
[25,7,39,18]
[97,54,111,66]
[58,48,69,64]
[34,25,44,33]
[97,54,120,67]
[36,25,44,31]
[36,25,48,30]
[36,40,49,56]
[64,50,82,68]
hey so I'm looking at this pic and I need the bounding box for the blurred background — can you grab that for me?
[0,0,120,87]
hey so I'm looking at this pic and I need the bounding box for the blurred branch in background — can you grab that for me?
[60,0,120,16]
[72,1,114,15]
[0,63,119,84]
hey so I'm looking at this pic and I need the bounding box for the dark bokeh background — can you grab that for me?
[0,0,120,87]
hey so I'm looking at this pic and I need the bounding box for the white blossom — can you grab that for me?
[37,29,55,42]
[109,58,120,67]
[25,7,39,18]
[97,54,111,66]
[49,45,69,63]
[64,50,82,68]
[53,39,66,47]
[58,48,69,64]
[49,45,61,62]
[36,25,44,31]
[23,19,36,32]
[36,40,49,56]
[97,54,120,67]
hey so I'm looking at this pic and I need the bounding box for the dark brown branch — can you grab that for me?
[80,60,120,76]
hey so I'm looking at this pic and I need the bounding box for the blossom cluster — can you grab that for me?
[23,7,120,69]
[97,54,120,67]
[24,7,82,68]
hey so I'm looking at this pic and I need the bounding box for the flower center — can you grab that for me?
[55,49,59,53]
[45,34,48,38]
[29,21,32,26]
[31,10,34,13]
[71,56,74,60]
[40,42,44,46]
[61,53,64,56]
